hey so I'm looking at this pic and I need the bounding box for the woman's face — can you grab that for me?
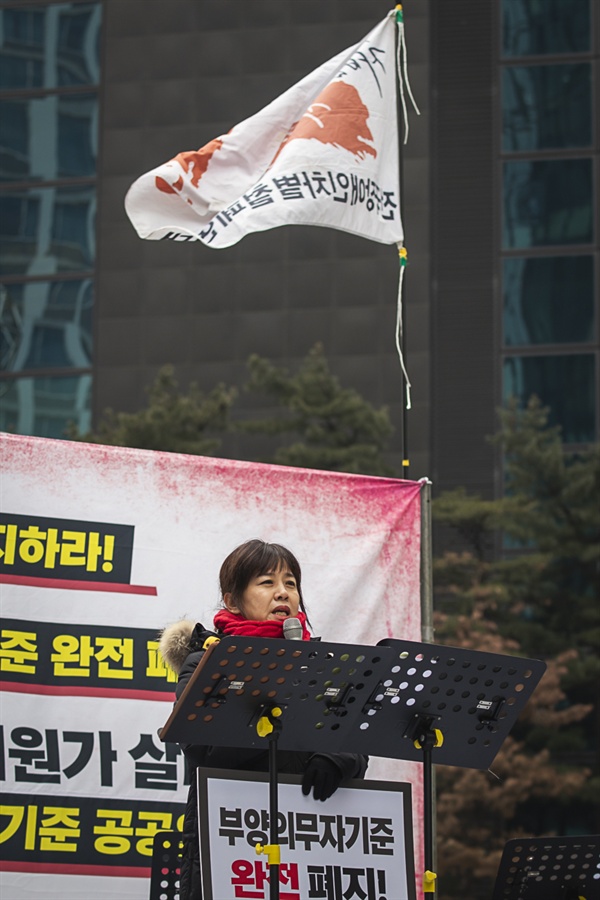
[225,564,300,622]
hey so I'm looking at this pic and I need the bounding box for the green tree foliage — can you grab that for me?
[435,397,600,701]
[492,400,600,663]
[70,365,236,456]
[433,397,600,897]
[68,348,395,477]
[435,611,590,898]
[239,343,395,475]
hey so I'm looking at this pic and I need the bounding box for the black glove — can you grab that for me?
[301,755,343,801]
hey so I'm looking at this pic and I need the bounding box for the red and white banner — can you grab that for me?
[124,11,402,249]
[0,433,423,899]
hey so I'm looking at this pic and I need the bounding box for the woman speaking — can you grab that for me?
[160,538,369,900]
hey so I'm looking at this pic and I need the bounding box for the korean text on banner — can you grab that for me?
[1,432,423,899]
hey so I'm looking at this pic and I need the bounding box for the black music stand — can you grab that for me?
[160,635,392,900]
[492,835,600,899]
[160,635,546,900]
[149,830,182,900]
[348,639,547,898]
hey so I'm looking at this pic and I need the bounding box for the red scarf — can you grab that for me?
[213,609,311,641]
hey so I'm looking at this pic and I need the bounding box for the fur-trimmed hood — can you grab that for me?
[158,619,197,675]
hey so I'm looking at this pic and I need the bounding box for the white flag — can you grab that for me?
[125,11,402,250]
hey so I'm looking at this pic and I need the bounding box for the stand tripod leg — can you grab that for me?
[422,746,436,897]
[408,717,442,898]
[255,707,282,900]
[268,735,280,900]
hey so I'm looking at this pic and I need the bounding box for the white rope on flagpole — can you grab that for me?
[395,4,421,144]
[393,6,417,410]
[395,244,412,410]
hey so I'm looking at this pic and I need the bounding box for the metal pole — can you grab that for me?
[268,734,280,900]
[419,477,437,889]
[395,5,410,480]
[419,478,434,644]
[423,746,435,894]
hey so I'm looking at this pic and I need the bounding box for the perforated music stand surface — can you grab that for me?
[349,639,546,770]
[160,635,391,753]
[160,636,547,900]
[492,835,600,900]
[149,830,182,900]
[161,636,546,770]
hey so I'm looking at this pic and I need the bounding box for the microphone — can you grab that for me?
[283,617,303,641]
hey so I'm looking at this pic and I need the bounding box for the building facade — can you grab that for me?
[1,0,598,499]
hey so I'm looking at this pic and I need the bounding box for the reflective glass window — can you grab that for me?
[0,8,45,91]
[0,373,92,438]
[503,354,596,443]
[503,256,595,345]
[0,99,28,181]
[1,279,93,373]
[0,93,98,182]
[0,184,96,276]
[502,64,592,151]
[0,2,100,440]
[0,4,100,90]
[58,94,98,176]
[0,50,43,91]
[0,193,39,237]
[502,0,590,57]
[503,158,593,249]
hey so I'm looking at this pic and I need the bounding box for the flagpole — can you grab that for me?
[396,4,410,481]
[399,163,409,480]
[396,8,438,898]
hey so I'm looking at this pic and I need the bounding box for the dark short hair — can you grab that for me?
[219,539,306,615]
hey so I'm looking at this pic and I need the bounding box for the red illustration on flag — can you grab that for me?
[273,81,377,163]
[155,137,224,197]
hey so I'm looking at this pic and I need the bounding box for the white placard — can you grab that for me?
[198,769,416,900]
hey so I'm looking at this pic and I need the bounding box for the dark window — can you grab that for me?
[2,9,44,49]
[24,324,72,368]
[502,0,591,57]
[2,279,93,373]
[503,158,593,248]
[52,191,95,270]
[503,354,596,443]
[0,185,95,276]
[0,8,45,90]
[502,64,592,151]
[503,256,595,345]
[0,193,40,238]
[0,4,100,91]
[0,99,29,181]
[0,93,98,182]
[58,94,97,177]
[0,374,92,439]
[0,54,43,90]
[45,278,94,336]
[57,5,100,86]
[0,3,100,439]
